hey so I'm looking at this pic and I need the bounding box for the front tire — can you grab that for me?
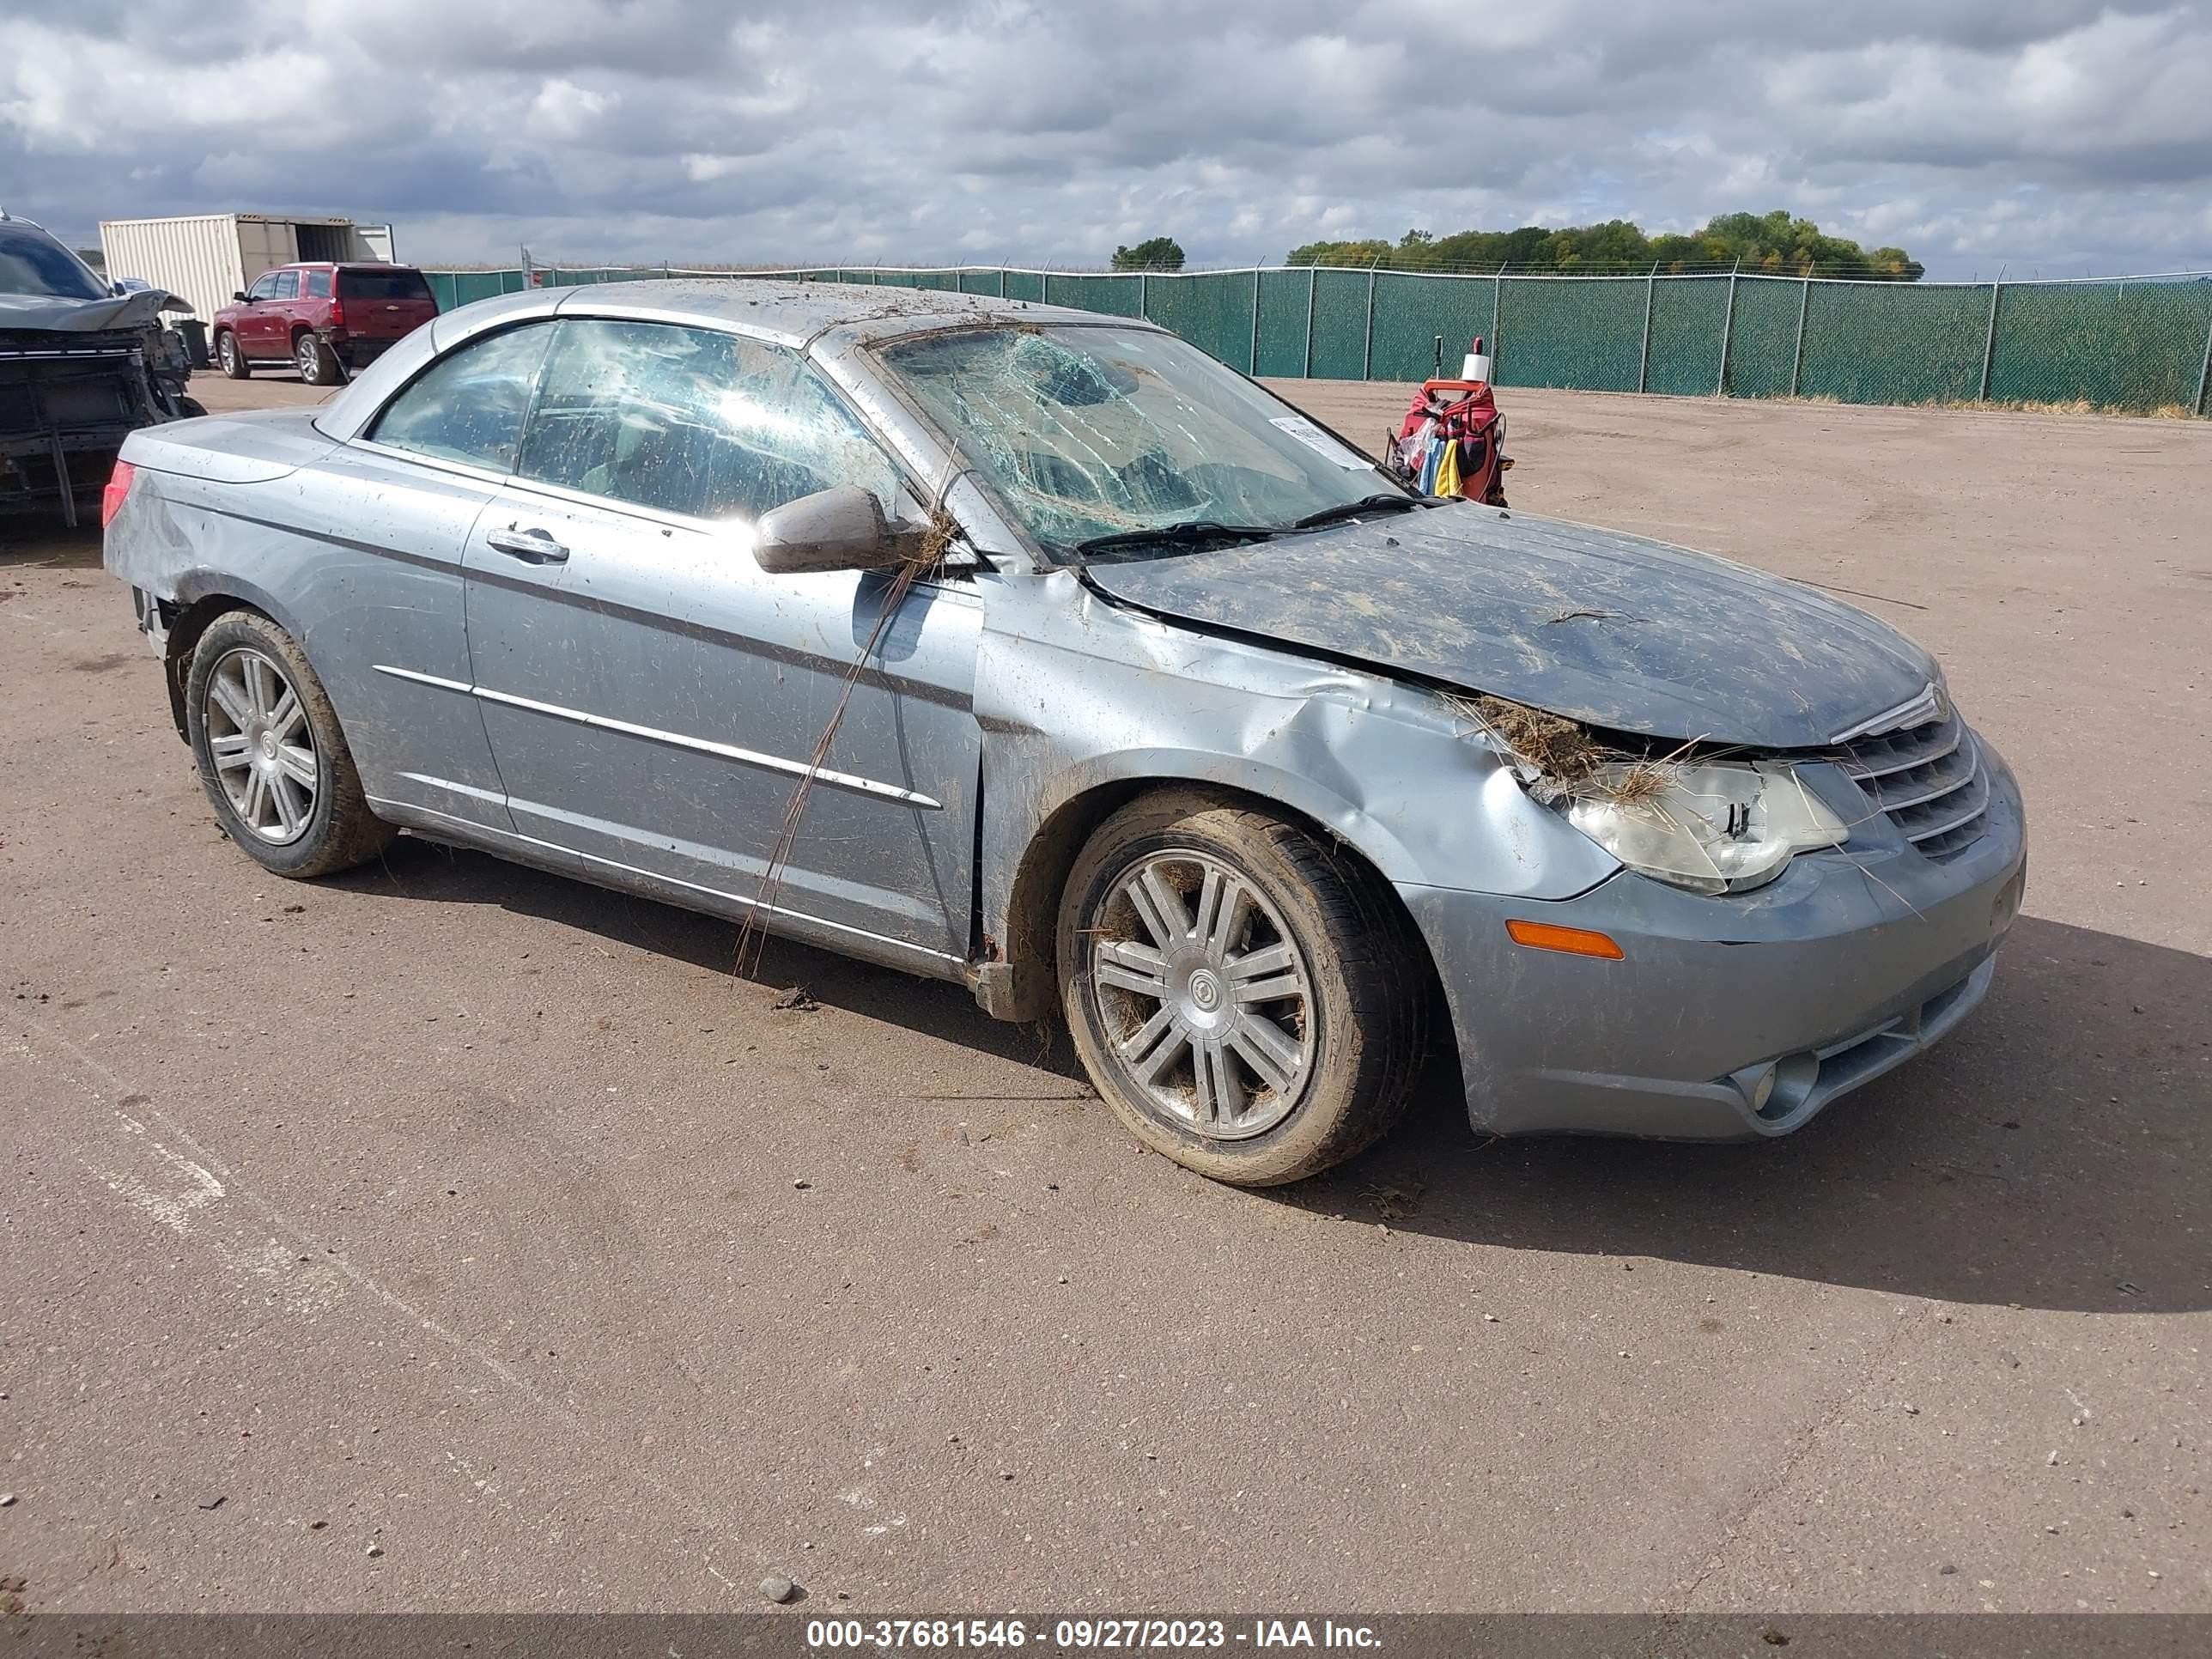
[216,331,248,379]
[1057,788,1429,1185]
[185,611,395,878]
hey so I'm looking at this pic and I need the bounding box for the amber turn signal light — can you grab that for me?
[1505,919,1625,960]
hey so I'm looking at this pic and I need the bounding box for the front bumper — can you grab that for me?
[1399,745,2027,1141]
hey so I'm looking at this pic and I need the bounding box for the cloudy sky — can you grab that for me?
[6,0,2210,279]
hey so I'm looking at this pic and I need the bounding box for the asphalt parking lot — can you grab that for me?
[3,368,2208,1614]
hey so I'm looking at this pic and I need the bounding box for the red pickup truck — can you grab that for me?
[212,263,439,386]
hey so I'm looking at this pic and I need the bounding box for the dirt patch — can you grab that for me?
[67,653,137,675]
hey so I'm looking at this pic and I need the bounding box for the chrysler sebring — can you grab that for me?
[102,282,2026,1184]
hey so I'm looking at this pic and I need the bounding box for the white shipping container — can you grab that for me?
[96,214,397,325]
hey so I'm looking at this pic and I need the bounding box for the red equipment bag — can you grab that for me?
[1386,337,1510,507]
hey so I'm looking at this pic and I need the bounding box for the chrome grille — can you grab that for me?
[1832,692,1990,860]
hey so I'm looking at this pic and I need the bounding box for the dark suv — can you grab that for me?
[2,211,199,523]
[212,263,439,386]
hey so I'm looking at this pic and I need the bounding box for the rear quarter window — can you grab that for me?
[339,270,434,301]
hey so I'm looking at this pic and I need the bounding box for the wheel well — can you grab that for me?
[991,780,1149,1019]
[161,594,270,742]
[993,778,1451,1059]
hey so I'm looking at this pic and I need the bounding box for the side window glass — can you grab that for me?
[368,323,555,472]
[272,270,299,300]
[518,319,900,523]
[247,273,278,301]
[306,270,331,298]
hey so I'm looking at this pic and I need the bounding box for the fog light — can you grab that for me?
[1748,1066,1778,1114]
[1992,867,2026,933]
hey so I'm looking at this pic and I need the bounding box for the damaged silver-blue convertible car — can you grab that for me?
[103,282,2026,1184]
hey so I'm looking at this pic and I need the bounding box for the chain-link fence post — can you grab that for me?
[1363,262,1376,380]
[1303,266,1317,377]
[2196,313,2212,416]
[1249,269,1261,376]
[1790,274,1811,396]
[1978,280,2002,403]
[1636,264,1656,393]
[1491,265,1503,366]
[1715,259,1741,396]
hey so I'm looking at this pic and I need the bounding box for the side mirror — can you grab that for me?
[752,485,930,575]
[234,290,250,302]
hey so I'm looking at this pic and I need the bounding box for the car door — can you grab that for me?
[266,268,301,360]
[239,270,282,356]
[460,316,982,969]
[318,317,562,836]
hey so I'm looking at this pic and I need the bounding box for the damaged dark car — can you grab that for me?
[2,211,201,525]
[102,282,2027,1185]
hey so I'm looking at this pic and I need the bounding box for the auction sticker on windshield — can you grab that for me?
[1268,415,1370,468]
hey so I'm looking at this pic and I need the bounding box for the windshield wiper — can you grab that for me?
[1289,494,1423,532]
[1072,520,1279,557]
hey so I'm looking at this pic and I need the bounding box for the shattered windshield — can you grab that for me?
[0,224,109,301]
[876,325,1403,558]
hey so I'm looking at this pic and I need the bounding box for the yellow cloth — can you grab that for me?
[1433,439,1462,499]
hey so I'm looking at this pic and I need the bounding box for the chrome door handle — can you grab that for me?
[484,526,569,564]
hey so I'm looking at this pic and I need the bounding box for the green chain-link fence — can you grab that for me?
[421,264,2212,416]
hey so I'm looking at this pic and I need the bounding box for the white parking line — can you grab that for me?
[22,1017,547,1401]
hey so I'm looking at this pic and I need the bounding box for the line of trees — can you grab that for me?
[1286,211,1924,280]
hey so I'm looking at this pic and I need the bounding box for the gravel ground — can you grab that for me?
[2,367,2207,1614]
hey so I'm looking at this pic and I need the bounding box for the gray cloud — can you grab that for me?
[4,0,2208,278]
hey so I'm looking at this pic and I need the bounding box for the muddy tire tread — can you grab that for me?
[1057,787,1430,1186]
[183,610,395,879]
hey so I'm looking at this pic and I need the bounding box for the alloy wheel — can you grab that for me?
[296,336,319,381]
[204,646,318,844]
[1086,849,1315,1139]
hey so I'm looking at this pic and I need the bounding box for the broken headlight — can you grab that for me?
[1566,761,1849,896]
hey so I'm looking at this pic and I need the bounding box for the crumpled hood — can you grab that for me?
[1080,502,1938,749]
[0,287,189,334]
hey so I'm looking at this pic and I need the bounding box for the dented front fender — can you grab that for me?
[973,566,1621,983]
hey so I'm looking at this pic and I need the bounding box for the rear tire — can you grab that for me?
[216,331,248,379]
[1057,787,1429,1185]
[295,331,343,386]
[185,611,395,879]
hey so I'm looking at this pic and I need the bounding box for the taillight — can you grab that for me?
[101,460,136,531]
[329,297,346,327]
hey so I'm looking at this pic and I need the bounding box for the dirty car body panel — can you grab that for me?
[105,279,2025,1150]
